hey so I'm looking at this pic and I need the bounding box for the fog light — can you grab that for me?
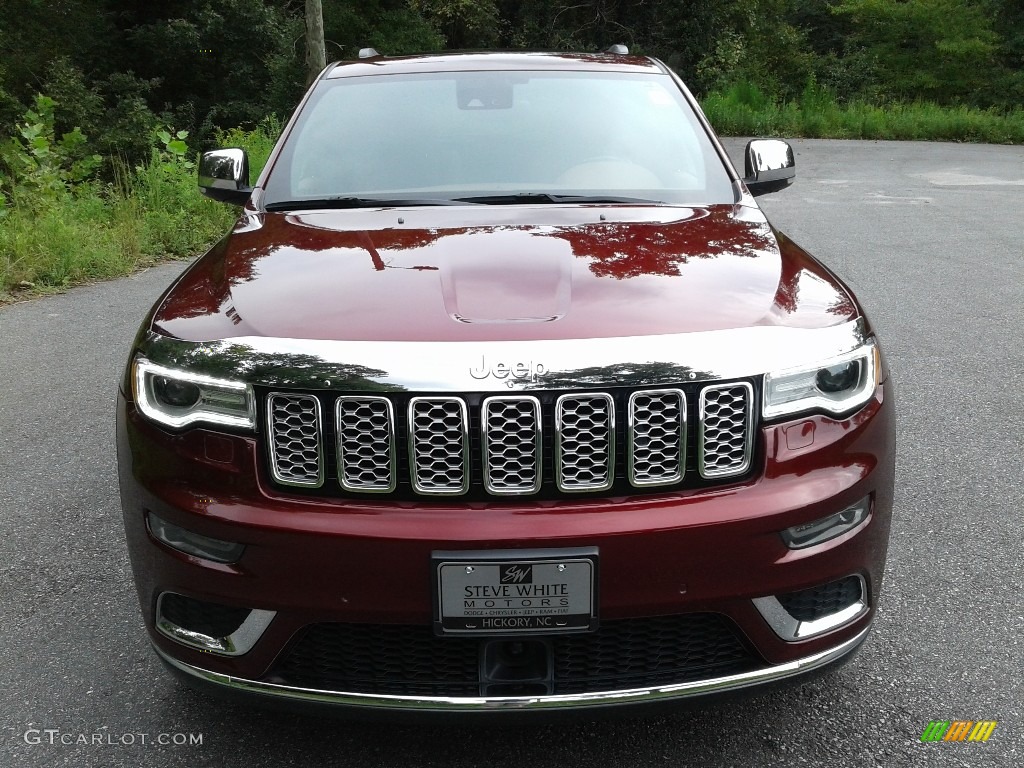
[147,513,244,563]
[781,496,870,549]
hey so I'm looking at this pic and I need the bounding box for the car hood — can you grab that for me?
[153,204,857,343]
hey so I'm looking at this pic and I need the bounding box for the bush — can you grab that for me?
[0,98,234,300]
[702,79,1024,144]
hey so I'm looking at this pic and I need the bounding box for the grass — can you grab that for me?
[701,81,1024,143]
[0,117,279,303]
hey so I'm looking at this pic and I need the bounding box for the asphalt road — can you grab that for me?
[2,139,1022,767]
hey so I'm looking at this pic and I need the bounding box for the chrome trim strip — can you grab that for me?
[335,395,397,493]
[266,392,325,488]
[408,396,470,496]
[155,594,276,657]
[627,388,686,488]
[481,395,543,495]
[752,575,869,641]
[555,392,615,493]
[698,381,755,479]
[137,318,870,394]
[153,626,869,712]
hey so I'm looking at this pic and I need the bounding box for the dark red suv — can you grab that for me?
[117,49,894,715]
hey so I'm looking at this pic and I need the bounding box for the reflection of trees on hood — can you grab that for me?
[145,335,407,391]
[545,216,777,279]
[156,220,449,322]
[770,231,856,320]
[539,361,715,389]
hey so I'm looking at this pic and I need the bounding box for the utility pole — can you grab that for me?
[305,0,327,86]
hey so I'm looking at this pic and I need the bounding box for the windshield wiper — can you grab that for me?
[452,193,664,205]
[265,196,474,211]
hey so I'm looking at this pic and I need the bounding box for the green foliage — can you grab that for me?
[409,0,502,47]
[694,1,818,101]
[0,95,101,203]
[215,115,282,179]
[702,80,1024,143]
[0,107,280,299]
[834,0,1006,106]
[323,0,444,55]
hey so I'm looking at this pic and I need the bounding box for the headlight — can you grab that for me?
[132,357,255,430]
[763,339,880,419]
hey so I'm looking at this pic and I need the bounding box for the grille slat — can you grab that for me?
[408,397,470,495]
[555,393,615,492]
[268,393,324,487]
[482,396,542,495]
[628,389,686,487]
[698,383,754,479]
[264,383,756,497]
[336,397,396,492]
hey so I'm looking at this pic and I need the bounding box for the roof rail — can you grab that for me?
[358,47,381,59]
[605,44,629,55]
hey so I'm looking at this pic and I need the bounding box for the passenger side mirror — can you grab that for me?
[743,139,795,196]
[199,148,252,205]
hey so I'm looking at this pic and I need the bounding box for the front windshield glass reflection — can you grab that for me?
[264,71,735,207]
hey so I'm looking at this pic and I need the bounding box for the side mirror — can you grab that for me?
[743,139,795,196]
[198,148,252,205]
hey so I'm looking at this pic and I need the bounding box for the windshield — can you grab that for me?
[263,70,735,208]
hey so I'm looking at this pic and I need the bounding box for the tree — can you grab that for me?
[306,0,327,85]
[835,0,1003,105]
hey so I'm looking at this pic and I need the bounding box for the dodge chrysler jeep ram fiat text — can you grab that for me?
[117,49,894,715]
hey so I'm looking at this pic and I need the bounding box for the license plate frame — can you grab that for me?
[432,547,599,636]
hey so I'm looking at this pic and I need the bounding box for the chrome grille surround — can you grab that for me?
[481,396,542,495]
[336,396,396,493]
[698,382,754,479]
[628,389,686,487]
[555,393,615,492]
[408,397,470,495]
[267,393,324,487]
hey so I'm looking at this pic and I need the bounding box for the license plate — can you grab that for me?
[433,548,598,635]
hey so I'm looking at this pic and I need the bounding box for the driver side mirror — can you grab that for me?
[743,139,795,196]
[198,148,252,205]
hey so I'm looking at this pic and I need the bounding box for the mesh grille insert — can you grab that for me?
[408,397,469,495]
[160,593,250,639]
[556,393,614,491]
[777,576,864,622]
[699,383,753,478]
[268,393,323,486]
[336,396,395,492]
[482,396,542,494]
[271,614,759,697]
[628,389,686,487]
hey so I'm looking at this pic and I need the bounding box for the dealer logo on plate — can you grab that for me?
[500,564,532,584]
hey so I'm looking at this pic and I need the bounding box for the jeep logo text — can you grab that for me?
[469,356,546,385]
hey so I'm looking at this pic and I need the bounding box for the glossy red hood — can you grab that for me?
[153,204,857,342]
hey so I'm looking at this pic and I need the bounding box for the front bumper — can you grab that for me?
[154,626,870,715]
[117,380,894,712]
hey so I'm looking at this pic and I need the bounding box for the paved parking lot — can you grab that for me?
[1,139,1021,766]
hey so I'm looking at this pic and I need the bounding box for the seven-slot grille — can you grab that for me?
[265,384,756,496]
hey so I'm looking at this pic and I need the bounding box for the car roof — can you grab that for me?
[324,51,667,79]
